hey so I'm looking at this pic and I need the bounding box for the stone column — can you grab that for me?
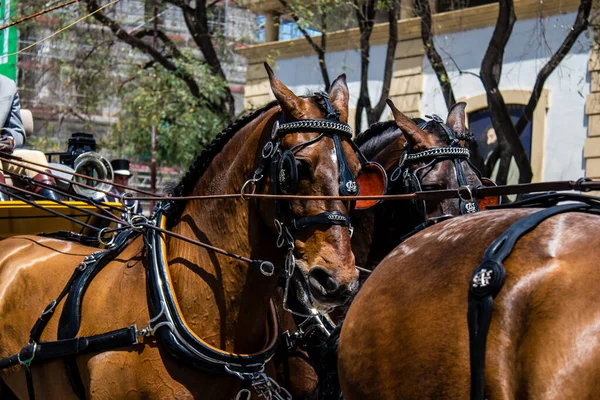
[264,12,279,42]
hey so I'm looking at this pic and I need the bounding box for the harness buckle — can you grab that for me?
[97,227,116,247]
[261,141,279,159]
[130,215,149,230]
[17,342,37,369]
[271,120,280,140]
[227,364,292,400]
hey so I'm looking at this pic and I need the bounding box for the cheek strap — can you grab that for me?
[333,134,359,196]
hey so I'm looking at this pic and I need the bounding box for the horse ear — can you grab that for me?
[265,62,303,120]
[446,102,467,132]
[328,74,349,123]
[386,98,430,150]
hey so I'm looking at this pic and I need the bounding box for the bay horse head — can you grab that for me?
[386,99,486,220]
[352,99,495,269]
[257,65,386,311]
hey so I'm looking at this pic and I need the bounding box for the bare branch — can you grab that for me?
[480,0,532,184]
[164,0,193,12]
[414,0,455,108]
[133,28,186,59]
[278,0,330,89]
[83,0,202,99]
[370,0,400,121]
[181,4,235,115]
[440,47,481,79]
[354,0,376,130]
[515,0,592,135]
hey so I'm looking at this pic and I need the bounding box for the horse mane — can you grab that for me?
[168,94,337,220]
[168,100,278,218]
[354,120,400,159]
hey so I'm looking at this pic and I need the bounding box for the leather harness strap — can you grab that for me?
[467,197,599,400]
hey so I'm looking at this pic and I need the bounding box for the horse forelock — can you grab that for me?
[355,121,400,159]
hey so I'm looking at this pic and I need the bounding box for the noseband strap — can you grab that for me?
[291,211,351,231]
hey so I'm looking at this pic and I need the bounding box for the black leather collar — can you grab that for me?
[145,210,281,373]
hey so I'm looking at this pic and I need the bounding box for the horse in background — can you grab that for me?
[351,99,489,270]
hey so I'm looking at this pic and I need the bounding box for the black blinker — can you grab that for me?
[278,150,298,194]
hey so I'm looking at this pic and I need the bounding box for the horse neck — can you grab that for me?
[367,132,423,266]
[167,107,280,353]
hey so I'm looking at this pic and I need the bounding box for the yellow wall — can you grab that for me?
[585,51,600,178]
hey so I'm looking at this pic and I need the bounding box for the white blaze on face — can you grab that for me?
[330,144,337,164]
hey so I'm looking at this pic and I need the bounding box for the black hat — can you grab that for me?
[111,159,132,177]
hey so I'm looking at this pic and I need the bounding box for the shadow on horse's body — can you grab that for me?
[339,208,600,399]
[0,66,362,399]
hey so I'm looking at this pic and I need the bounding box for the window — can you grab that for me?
[255,15,321,42]
[468,105,532,186]
[436,0,497,13]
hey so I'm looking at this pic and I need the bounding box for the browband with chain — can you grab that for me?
[406,146,470,163]
[277,119,353,137]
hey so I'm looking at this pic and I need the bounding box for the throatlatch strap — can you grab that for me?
[467,202,589,400]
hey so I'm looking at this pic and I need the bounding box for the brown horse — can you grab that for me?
[339,206,600,399]
[0,66,363,399]
[351,99,485,270]
[290,100,492,399]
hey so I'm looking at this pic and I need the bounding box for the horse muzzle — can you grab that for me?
[307,266,358,307]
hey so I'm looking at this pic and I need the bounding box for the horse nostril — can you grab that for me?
[308,267,340,295]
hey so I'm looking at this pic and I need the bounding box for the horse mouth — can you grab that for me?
[289,263,355,311]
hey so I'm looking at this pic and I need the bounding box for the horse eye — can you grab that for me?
[296,159,312,180]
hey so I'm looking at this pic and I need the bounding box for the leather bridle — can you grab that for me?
[243,92,372,317]
[390,115,480,223]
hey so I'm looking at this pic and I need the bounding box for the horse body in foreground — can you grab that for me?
[0,67,361,399]
[339,208,600,399]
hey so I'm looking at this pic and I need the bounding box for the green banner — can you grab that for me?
[0,0,17,81]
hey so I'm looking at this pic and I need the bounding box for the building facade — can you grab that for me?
[239,0,595,183]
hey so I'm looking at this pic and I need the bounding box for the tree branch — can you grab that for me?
[354,0,376,130]
[83,0,202,99]
[370,0,400,121]
[480,0,532,185]
[164,0,193,12]
[515,0,592,135]
[181,4,235,115]
[279,0,330,89]
[414,0,456,108]
[133,28,185,59]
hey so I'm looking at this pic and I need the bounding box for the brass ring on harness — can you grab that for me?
[120,192,136,211]
[241,175,262,201]
[458,185,474,203]
[259,261,275,277]
[130,215,148,230]
[98,227,116,247]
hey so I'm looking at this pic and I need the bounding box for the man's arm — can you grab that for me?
[1,92,26,148]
